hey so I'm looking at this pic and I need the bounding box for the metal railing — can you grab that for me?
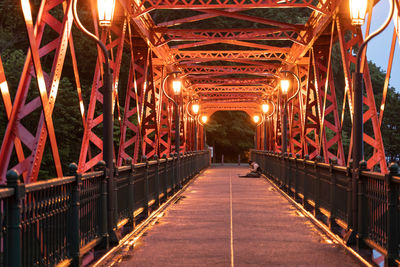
[0,150,210,267]
[251,150,400,266]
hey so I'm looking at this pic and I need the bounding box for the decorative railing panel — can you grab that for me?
[1,151,210,266]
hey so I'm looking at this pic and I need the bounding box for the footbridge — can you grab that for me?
[0,0,400,265]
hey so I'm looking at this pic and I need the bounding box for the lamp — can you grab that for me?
[201,115,208,124]
[262,103,269,114]
[253,115,260,124]
[280,79,290,95]
[349,0,368,26]
[172,77,182,96]
[162,71,182,155]
[192,103,200,115]
[97,0,116,27]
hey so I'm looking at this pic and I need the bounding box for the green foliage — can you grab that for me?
[205,111,255,162]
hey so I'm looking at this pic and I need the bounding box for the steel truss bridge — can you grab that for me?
[0,0,400,265]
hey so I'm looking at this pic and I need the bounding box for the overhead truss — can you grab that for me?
[0,0,398,183]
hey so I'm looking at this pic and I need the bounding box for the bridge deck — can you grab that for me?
[109,165,361,266]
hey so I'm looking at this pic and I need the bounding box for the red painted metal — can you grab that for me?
[118,23,143,165]
[156,28,304,45]
[132,0,326,17]
[140,49,160,159]
[336,19,387,172]
[313,42,345,165]
[0,0,76,182]
[288,66,306,157]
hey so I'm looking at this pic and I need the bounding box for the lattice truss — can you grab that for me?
[0,0,398,182]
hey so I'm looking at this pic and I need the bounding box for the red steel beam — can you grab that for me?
[181,65,280,75]
[193,85,271,92]
[172,50,289,62]
[155,28,305,45]
[132,0,327,17]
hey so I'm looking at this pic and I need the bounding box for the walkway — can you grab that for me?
[103,165,362,266]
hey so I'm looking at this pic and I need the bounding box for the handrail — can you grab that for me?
[251,150,399,265]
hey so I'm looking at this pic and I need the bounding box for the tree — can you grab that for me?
[205,111,255,163]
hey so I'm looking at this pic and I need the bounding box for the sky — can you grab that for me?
[362,0,400,91]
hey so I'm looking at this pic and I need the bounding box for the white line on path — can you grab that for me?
[229,171,234,267]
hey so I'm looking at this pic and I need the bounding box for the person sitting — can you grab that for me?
[240,160,261,177]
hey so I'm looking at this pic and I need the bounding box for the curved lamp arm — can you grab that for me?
[254,115,264,127]
[280,70,301,109]
[266,100,276,119]
[198,115,208,126]
[72,0,110,72]
[356,0,394,73]
[162,72,180,105]
[185,98,198,119]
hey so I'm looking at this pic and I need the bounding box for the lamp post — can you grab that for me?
[162,71,182,154]
[262,103,269,150]
[280,70,301,154]
[72,0,116,234]
[262,100,276,151]
[191,103,200,151]
[162,72,182,187]
[349,0,394,237]
[253,115,263,149]
[199,115,208,149]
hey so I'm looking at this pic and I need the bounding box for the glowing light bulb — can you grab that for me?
[349,0,368,26]
[253,115,260,123]
[201,115,208,124]
[192,104,200,115]
[97,0,116,27]
[280,79,290,94]
[262,103,269,114]
[172,78,182,95]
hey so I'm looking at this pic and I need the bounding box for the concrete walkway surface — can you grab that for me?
[108,166,362,266]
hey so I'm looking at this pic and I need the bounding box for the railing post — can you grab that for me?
[288,153,293,194]
[385,163,398,267]
[162,154,168,198]
[143,156,149,216]
[314,156,322,218]
[303,155,309,208]
[68,163,81,267]
[97,160,109,249]
[357,160,367,249]
[6,169,25,267]
[154,155,161,207]
[170,153,176,192]
[346,159,353,230]
[128,158,135,226]
[295,154,300,200]
[329,158,337,230]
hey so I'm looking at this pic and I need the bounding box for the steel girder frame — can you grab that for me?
[300,43,344,164]
[132,0,327,17]
[0,0,78,183]
[302,52,321,160]
[140,50,160,160]
[78,12,127,172]
[157,69,172,158]
[118,25,143,165]
[313,42,345,165]
[336,18,387,173]
[287,65,308,157]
